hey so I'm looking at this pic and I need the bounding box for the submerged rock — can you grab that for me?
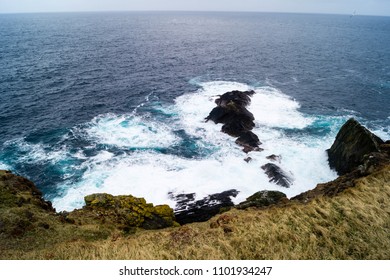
[170,189,239,225]
[327,118,384,175]
[236,190,288,209]
[261,163,293,188]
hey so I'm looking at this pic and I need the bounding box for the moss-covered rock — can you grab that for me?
[67,193,177,232]
[236,190,288,209]
[0,170,177,251]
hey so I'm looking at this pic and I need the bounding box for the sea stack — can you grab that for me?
[205,90,262,153]
[327,118,384,175]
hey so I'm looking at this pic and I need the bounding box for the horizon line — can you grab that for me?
[0,9,389,17]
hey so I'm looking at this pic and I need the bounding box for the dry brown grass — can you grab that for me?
[3,166,387,260]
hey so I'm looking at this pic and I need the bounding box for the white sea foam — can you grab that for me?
[372,128,390,141]
[0,162,11,170]
[250,86,313,129]
[52,81,339,211]
[4,138,68,165]
[85,113,179,149]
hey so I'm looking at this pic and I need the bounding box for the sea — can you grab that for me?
[0,11,389,211]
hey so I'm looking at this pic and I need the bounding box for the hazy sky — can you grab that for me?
[1,0,389,16]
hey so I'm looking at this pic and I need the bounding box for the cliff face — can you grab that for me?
[0,170,177,256]
[1,119,389,259]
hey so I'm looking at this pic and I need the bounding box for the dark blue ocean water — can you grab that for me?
[1,12,389,210]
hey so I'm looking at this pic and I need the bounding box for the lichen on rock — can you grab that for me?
[67,193,177,232]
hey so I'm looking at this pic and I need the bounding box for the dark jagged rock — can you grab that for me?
[205,90,262,152]
[205,106,231,124]
[170,189,239,225]
[236,190,288,209]
[294,123,390,203]
[235,131,263,153]
[207,106,255,136]
[215,90,255,108]
[327,118,384,175]
[221,116,255,137]
[261,163,293,188]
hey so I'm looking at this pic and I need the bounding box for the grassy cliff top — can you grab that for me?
[1,164,389,260]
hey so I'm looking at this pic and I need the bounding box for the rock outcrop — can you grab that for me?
[327,118,384,175]
[0,170,54,212]
[0,170,55,237]
[205,90,262,153]
[0,170,177,236]
[236,190,288,209]
[66,193,177,232]
[294,119,390,203]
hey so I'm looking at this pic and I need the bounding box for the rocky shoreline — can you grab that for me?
[1,90,390,241]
